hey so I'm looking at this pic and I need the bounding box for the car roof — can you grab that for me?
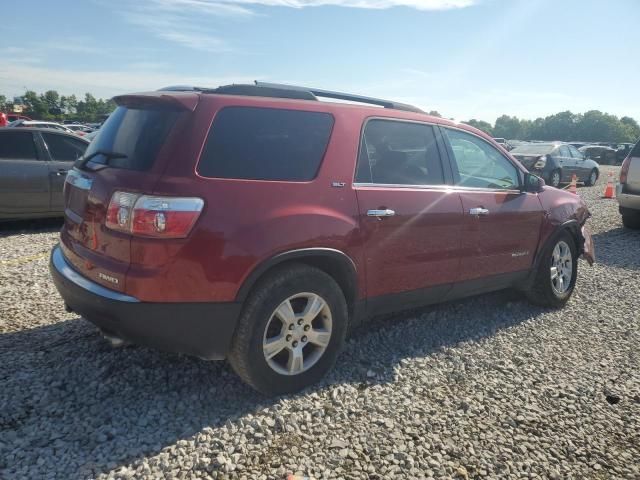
[0,126,90,142]
[117,86,497,145]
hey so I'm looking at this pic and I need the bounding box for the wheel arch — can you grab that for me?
[236,248,358,316]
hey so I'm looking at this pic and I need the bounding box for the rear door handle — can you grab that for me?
[469,207,489,216]
[367,209,395,218]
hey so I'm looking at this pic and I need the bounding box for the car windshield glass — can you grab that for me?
[510,144,556,155]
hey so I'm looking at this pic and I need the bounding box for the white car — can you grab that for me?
[617,142,640,228]
[7,120,75,135]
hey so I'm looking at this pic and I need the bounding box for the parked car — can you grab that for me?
[0,128,89,220]
[579,145,618,165]
[492,137,513,151]
[510,142,600,188]
[7,120,76,135]
[64,124,94,137]
[7,114,31,123]
[615,143,635,164]
[617,141,640,229]
[49,83,594,395]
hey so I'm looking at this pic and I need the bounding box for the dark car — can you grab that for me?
[511,142,600,188]
[579,145,618,165]
[0,128,89,220]
[49,83,594,395]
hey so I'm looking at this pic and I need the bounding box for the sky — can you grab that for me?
[0,0,638,123]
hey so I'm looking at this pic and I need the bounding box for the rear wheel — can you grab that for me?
[526,231,577,308]
[622,211,640,229]
[584,168,598,187]
[549,169,562,188]
[228,264,348,395]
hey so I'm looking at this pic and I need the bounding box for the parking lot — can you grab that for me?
[0,165,638,479]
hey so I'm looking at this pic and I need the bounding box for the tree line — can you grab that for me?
[1,90,639,143]
[0,90,116,123]
[464,111,640,143]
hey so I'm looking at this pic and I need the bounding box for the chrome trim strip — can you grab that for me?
[52,246,139,303]
[353,182,522,194]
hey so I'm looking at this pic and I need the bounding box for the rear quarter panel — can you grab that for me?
[130,96,365,303]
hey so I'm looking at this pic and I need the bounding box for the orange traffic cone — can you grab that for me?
[603,171,615,199]
[567,174,577,194]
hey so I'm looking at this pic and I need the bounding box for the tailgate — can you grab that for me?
[59,93,198,292]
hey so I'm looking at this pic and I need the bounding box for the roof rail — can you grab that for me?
[157,82,425,114]
[254,81,424,113]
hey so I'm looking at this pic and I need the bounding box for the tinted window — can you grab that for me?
[445,128,520,190]
[84,106,179,171]
[198,107,334,181]
[568,145,584,159]
[356,119,445,185]
[559,145,571,157]
[630,142,640,157]
[42,133,87,162]
[0,131,38,160]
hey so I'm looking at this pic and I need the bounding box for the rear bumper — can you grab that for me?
[49,245,241,360]
[616,185,640,210]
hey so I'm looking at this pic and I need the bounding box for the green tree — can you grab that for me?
[493,115,523,139]
[0,95,6,110]
[464,119,493,135]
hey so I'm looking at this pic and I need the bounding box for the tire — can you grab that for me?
[549,169,562,188]
[622,212,640,229]
[228,263,348,395]
[584,169,598,187]
[525,231,578,308]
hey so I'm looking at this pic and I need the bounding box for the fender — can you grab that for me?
[521,219,581,289]
[235,247,358,302]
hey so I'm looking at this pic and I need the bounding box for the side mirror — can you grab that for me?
[523,172,545,193]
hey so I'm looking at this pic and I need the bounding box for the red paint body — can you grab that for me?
[59,92,592,307]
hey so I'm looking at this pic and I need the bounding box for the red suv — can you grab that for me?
[50,83,594,395]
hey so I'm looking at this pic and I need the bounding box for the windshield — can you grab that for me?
[83,106,179,171]
[510,144,556,155]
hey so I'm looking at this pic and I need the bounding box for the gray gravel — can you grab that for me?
[1,165,639,479]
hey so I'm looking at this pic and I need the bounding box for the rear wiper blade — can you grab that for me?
[76,150,127,170]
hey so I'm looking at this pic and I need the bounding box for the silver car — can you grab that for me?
[617,142,640,229]
[0,128,89,220]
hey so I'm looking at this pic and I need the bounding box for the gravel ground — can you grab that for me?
[1,165,639,479]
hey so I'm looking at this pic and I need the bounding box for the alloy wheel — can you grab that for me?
[550,240,573,295]
[262,293,332,376]
[551,171,561,188]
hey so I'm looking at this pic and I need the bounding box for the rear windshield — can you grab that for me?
[510,143,555,155]
[197,107,334,181]
[83,106,179,171]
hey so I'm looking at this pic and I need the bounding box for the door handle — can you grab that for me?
[51,170,68,176]
[367,209,395,218]
[469,207,489,216]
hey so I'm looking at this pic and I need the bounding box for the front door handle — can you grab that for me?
[367,209,395,218]
[51,169,68,176]
[469,207,489,216]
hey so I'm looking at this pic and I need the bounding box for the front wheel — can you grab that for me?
[584,169,598,187]
[228,264,348,395]
[549,169,562,188]
[525,232,578,308]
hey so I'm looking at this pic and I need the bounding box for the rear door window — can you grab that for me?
[198,107,334,181]
[42,133,87,162]
[83,106,179,171]
[355,119,445,185]
[0,131,39,160]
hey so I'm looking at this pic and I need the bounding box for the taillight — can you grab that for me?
[620,156,631,184]
[106,191,203,238]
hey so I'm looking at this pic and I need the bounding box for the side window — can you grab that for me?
[42,133,87,162]
[444,128,520,190]
[568,145,583,159]
[559,145,571,158]
[355,119,445,185]
[0,131,39,160]
[198,107,334,181]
